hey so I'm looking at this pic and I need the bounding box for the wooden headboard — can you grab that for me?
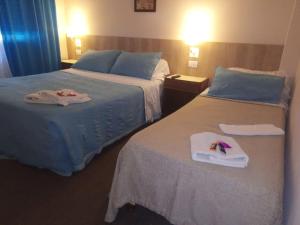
[66,35,283,79]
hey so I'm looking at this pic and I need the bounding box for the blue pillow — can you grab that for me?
[110,52,161,80]
[72,50,121,73]
[208,67,285,104]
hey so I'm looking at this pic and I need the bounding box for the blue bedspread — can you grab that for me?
[0,71,145,175]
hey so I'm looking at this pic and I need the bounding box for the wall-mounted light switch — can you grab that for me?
[188,60,198,68]
[189,47,200,58]
[76,48,82,56]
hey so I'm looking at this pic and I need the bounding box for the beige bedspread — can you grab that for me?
[105,96,285,225]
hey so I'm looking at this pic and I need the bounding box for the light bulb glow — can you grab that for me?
[67,9,87,37]
[182,9,213,45]
[75,38,81,47]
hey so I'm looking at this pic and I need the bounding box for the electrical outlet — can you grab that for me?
[188,60,198,68]
[75,48,82,56]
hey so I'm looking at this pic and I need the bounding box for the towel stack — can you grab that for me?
[24,89,91,106]
[219,124,284,136]
[190,132,249,168]
[191,124,284,168]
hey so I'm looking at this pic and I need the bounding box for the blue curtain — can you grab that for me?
[0,0,61,76]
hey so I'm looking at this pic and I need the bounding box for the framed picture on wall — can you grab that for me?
[134,0,156,12]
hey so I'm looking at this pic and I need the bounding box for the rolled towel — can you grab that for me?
[24,89,91,106]
[219,124,284,136]
[190,132,249,168]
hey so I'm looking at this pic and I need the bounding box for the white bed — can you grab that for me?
[64,68,164,122]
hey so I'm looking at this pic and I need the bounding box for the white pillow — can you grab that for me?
[229,67,291,108]
[151,59,170,81]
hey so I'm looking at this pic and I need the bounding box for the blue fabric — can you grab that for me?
[0,0,61,76]
[0,71,145,175]
[110,52,161,80]
[208,67,285,103]
[72,50,121,73]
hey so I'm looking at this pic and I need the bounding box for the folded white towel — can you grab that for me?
[24,89,91,106]
[190,132,249,168]
[219,124,284,136]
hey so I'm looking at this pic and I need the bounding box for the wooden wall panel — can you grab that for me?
[67,35,283,79]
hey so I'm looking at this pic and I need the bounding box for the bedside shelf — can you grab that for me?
[162,75,209,116]
[61,59,77,69]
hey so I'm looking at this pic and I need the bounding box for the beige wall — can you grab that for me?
[286,61,300,225]
[280,0,300,225]
[55,0,68,59]
[280,0,300,76]
[284,1,300,225]
[62,0,294,44]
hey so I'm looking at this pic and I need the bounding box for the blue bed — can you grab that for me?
[0,71,145,175]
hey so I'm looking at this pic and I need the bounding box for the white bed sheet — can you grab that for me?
[64,68,162,122]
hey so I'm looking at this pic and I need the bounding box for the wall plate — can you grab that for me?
[188,60,198,68]
[75,48,82,56]
[189,47,200,58]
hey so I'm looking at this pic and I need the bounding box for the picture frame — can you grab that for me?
[134,0,156,12]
